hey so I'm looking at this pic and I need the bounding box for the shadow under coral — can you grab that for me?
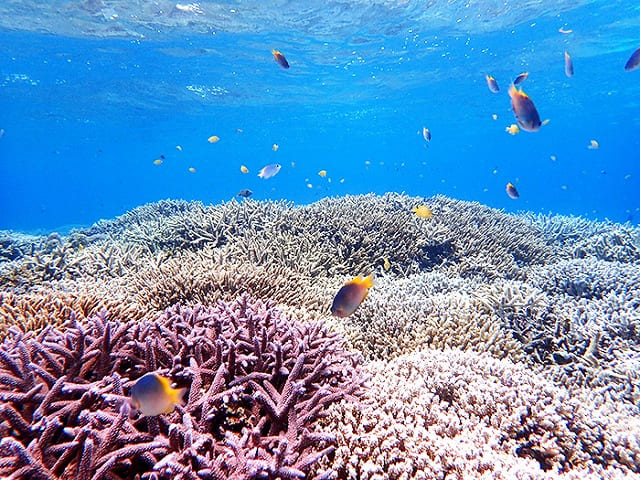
[0,294,365,480]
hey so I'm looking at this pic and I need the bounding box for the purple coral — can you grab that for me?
[0,294,364,479]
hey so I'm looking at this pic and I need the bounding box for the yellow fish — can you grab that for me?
[208,135,220,143]
[505,124,520,135]
[588,139,599,150]
[412,205,433,219]
[153,159,163,165]
[331,275,374,317]
[188,167,196,173]
[318,170,327,178]
[129,373,186,417]
[272,144,279,151]
[240,165,249,173]
[382,257,391,271]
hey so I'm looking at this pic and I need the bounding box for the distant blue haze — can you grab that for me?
[0,1,639,232]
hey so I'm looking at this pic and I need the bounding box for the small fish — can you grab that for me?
[0,128,4,138]
[508,84,543,132]
[272,143,279,151]
[513,72,529,85]
[307,183,313,189]
[422,127,431,142]
[505,124,520,135]
[412,205,433,219]
[176,145,182,151]
[318,170,327,178]
[624,47,640,72]
[558,27,573,34]
[506,182,520,199]
[236,189,253,198]
[159,154,165,159]
[188,167,196,173]
[331,275,374,317]
[240,165,249,173]
[236,128,244,133]
[258,163,281,179]
[485,75,500,93]
[208,135,220,143]
[550,155,557,161]
[382,257,391,271]
[588,139,599,150]
[564,51,574,77]
[153,159,163,165]
[272,49,290,69]
[492,114,498,120]
[129,373,186,417]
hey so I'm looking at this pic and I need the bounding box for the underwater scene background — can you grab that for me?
[1,1,640,480]
[1,0,640,231]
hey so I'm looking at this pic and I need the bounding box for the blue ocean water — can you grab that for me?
[1,0,639,233]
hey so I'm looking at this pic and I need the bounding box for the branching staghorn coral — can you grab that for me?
[470,278,640,393]
[1,193,639,393]
[1,193,585,292]
[0,290,148,339]
[312,348,640,480]
[527,212,640,262]
[324,273,525,362]
[526,258,640,301]
[0,295,364,479]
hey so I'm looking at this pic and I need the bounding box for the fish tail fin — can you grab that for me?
[172,387,188,406]
[363,274,375,289]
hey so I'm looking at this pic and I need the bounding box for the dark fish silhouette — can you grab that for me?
[272,49,290,69]
[625,47,640,72]
[485,75,499,93]
[331,275,374,317]
[564,52,574,77]
[513,72,529,85]
[506,182,520,199]
[508,85,543,132]
[236,189,253,198]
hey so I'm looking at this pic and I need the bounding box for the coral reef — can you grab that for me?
[325,273,525,362]
[527,258,640,301]
[0,295,364,479]
[1,194,639,384]
[314,349,640,479]
[527,212,640,263]
[1,193,640,478]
